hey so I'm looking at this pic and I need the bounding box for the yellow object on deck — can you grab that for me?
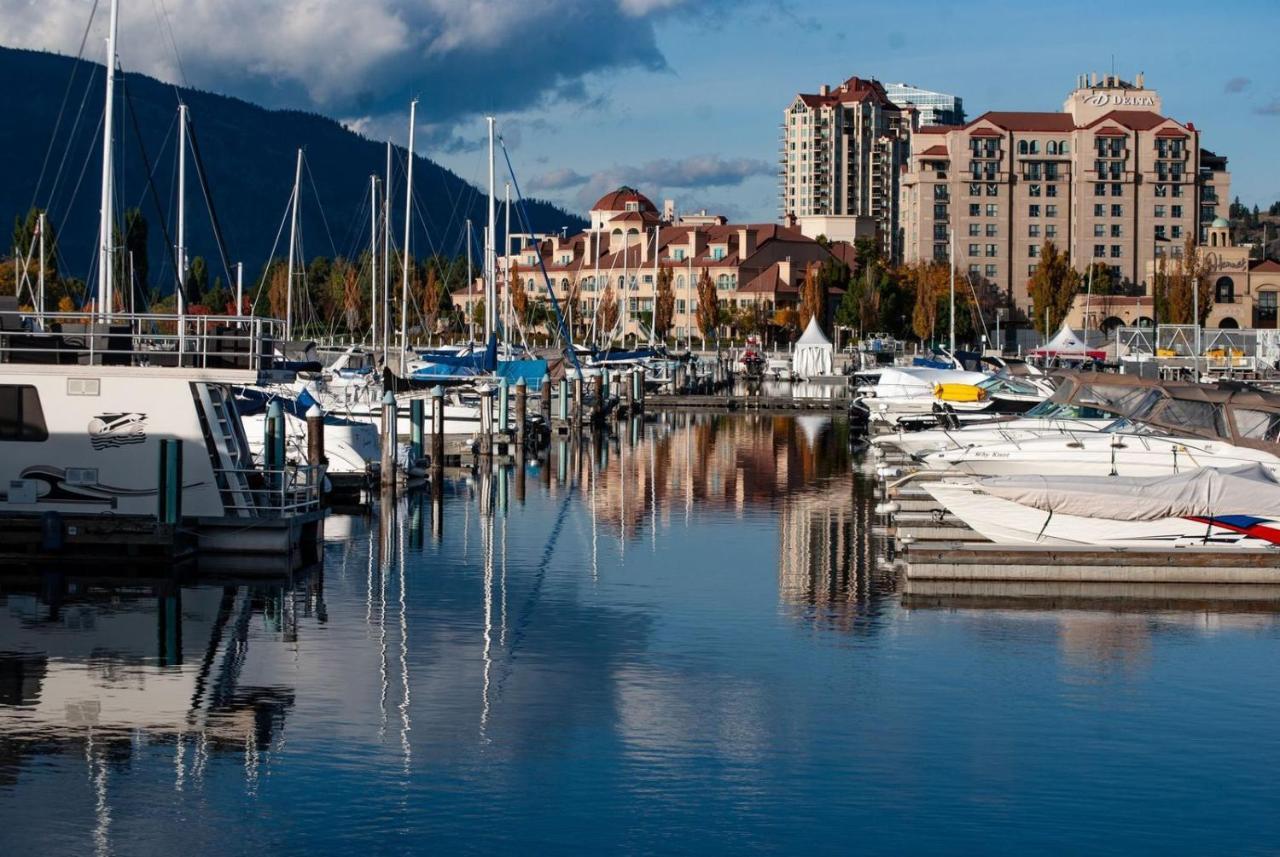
[933,383,986,403]
[1156,348,1178,358]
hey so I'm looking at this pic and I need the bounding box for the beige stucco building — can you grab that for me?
[900,73,1231,328]
[452,188,853,343]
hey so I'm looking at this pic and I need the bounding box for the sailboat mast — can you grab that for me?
[37,211,45,319]
[466,218,474,342]
[370,174,378,347]
[399,99,417,357]
[177,103,188,318]
[503,181,511,338]
[485,116,496,341]
[285,147,302,340]
[383,142,391,358]
[97,0,120,320]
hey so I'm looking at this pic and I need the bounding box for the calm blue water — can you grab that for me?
[2,413,1279,855]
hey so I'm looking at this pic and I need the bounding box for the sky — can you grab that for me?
[4,0,1278,222]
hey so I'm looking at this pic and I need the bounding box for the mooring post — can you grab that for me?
[265,400,286,495]
[557,378,568,423]
[409,398,425,464]
[479,385,494,456]
[430,385,445,468]
[638,366,646,408]
[498,377,510,437]
[306,404,325,467]
[380,391,397,488]
[591,372,603,421]
[624,369,634,414]
[514,378,527,447]
[572,375,583,426]
[157,437,183,524]
[540,375,552,423]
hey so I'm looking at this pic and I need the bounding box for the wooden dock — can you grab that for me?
[647,394,851,413]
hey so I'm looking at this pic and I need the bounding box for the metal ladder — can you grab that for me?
[196,383,257,517]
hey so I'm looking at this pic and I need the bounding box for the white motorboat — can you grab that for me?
[925,464,1280,549]
[238,390,380,489]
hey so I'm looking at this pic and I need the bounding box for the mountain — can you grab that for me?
[0,45,583,292]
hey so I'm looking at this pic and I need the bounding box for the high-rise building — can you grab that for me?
[779,76,913,260]
[883,82,965,127]
[899,72,1231,329]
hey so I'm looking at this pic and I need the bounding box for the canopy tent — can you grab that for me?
[1030,322,1106,361]
[793,316,834,379]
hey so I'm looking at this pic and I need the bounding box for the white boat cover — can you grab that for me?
[793,317,834,378]
[979,464,1280,521]
[873,367,988,396]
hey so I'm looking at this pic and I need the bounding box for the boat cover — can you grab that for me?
[978,464,1280,521]
[496,359,549,386]
[794,317,834,378]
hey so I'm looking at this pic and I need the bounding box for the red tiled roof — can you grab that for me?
[1249,259,1280,273]
[916,125,960,135]
[973,111,1076,132]
[968,127,1002,138]
[1093,125,1127,137]
[1155,127,1189,137]
[920,144,949,156]
[1084,110,1173,132]
[739,262,789,294]
[592,186,656,213]
[796,76,899,110]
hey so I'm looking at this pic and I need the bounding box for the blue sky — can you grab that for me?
[6,0,1277,221]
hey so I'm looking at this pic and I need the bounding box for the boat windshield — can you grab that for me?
[1076,384,1164,419]
[978,376,1039,396]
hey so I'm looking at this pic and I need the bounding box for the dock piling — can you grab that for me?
[557,378,568,423]
[540,375,551,423]
[498,378,510,434]
[479,385,494,456]
[157,438,183,524]
[430,386,445,467]
[514,378,527,447]
[591,373,604,422]
[409,398,424,465]
[380,391,397,488]
[306,404,325,468]
[572,375,583,426]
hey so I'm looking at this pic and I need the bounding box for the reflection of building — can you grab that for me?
[900,72,1231,321]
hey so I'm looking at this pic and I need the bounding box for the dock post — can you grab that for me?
[572,375,583,427]
[674,363,685,394]
[409,398,424,465]
[514,378,527,447]
[498,377,510,439]
[265,400,286,494]
[479,385,494,456]
[602,368,611,401]
[157,438,183,524]
[591,373,604,422]
[430,386,445,468]
[540,375,552,423]
[557,378,568,423]
[638,366,646,408]
[380,391,397,488]
[306,405,325,468]
[624,369,634,414]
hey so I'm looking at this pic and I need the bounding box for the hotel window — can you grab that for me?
[968,243,980,257]
[1155,225,1167,239]
[933,204,948,219]
[1154,205,1166,218]
[628,298,638,312]
[969,203,981,216]
[676,299,686,315]
[985,244,997,257]
[1094,204,1106,217]
[1094,244,1105,258]
[1172,205,1183,218]
[968,223,980,237]
[1110,245,1122,258]
[675,275,684,290]
[1111,183,1122,196]
[1171,225,1182,239]
[969,182,982,196]
[984,264,997,279]
[986,204,998,217]
[1029,184,1041,197]
[1046,225,1057,238]
[1028,204,1040,217]
[1111,204,1123,217]
[1094,224,1105,237]
[934,224,949,241]
[1028,265,1038,276]
[1045,165,1059,181]
[1018,140,1028,155]
[934,185,950,201]
[1155,184,1168,197]
[1259,292,1277,322]
[1047,141,1058,155]
[986,224,998,237]
[1046,205,1058,218]
[986,183,999,197]
[933,243,949,261]
[1028,245,1039,258]
[1172,185,1184,197]
[1111,224,1122,237]
[1046,185,1058,198]
[673,248,685,261]
[968,264,981,278]
[1029,225,1040,238]
[1095,183,1106,196]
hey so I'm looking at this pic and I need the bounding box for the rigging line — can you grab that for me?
[152,0,191,90]
[497,136,580,374]
[122,69,191,310]
[184,113,237,289]
[302,154,339,259]
[252,192,296,312]
[45,63,101,230]
[64,106,107,306]
[31,0,101,209]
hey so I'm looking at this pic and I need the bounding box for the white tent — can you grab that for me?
[1030,322,1106,361]
[793,316,834,379]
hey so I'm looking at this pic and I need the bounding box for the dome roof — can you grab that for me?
[1211,216,1230,228]
[592,186,656,213]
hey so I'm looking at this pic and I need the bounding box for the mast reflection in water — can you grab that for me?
[2,413,1279,855]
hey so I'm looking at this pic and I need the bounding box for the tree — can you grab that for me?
[423,265,443,342]
[597,284,619,340]
[266,262,289,320]
[695,268,718,343]
[509,261,528,326]
[1162,237,1212,325]
[653,264,675,341]
[123,208,149,307]
[472,298,486,332]
[906,260,948,341]
[799,262,824,329]
[186,256,209,306]
[835,280,861,333]
[1026,241,1079,336]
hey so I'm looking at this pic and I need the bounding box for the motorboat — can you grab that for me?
[856,367,1050,427]
[237,386,380,489]
[925,464,1280,549]
[922,382,1280,478]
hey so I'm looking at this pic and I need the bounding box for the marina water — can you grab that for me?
[2,414,1278,854]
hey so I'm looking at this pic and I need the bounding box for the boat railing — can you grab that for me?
[214,463,324,517]
[0,310,286,373]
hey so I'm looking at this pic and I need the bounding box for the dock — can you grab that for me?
[647,394,851,413]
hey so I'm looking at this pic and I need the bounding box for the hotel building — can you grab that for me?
[779,76,913,259]
[899,72,1231,325]
[883,82,965,127]
[453,187,853,343]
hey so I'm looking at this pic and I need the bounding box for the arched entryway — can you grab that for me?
[1218,317,1240,329]
[1100,316,1125,333]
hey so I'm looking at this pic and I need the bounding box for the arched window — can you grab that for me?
[1219,317,1240,329]
[1060,140,1070,154]
[676,275,684,290]
[611,228,623,238]
[1029,140,1039,154]
[1216,276,1235,303]
[560,278,570,293]
[527,278,535,291]
[717,274,730,291]
[1047,141,1058,155]
[1018,140,1028,155]
[618,276,625,290]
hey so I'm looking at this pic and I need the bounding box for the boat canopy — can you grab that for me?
[979,464,1280,521]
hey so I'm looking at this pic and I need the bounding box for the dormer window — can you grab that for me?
[673,248,685,261]
[626,201,639,212]
[712,247,725,261]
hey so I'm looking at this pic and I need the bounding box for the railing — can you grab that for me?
[1116,325,1279,376]
[216,463,324,517]
[0,311,285,372]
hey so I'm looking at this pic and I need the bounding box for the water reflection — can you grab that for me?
[2,414,1280,854]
